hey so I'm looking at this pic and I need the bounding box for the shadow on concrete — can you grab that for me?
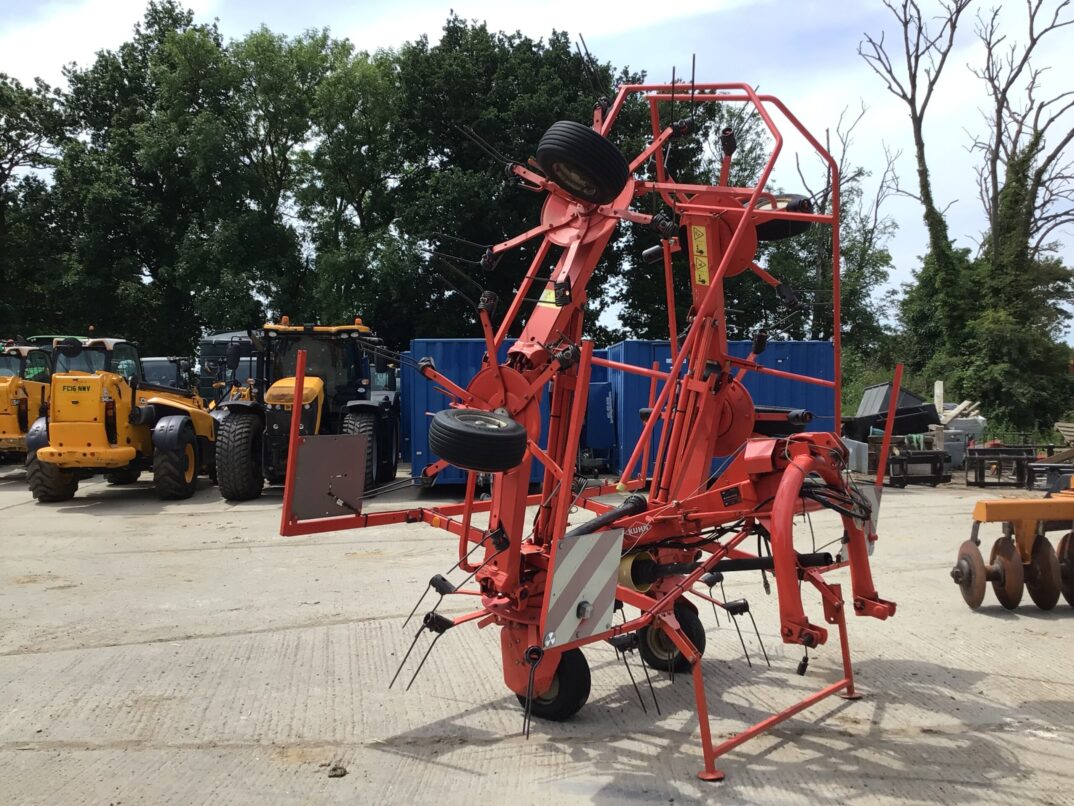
[974,603,1074,620]
[370,644,1070,804]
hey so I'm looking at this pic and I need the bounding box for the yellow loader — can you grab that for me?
[0,345,53,463]
[26,337,216,502]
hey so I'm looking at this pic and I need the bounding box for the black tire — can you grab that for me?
[515,648,590,722]
[638,603,706,674]
[105,467,141,485]
[153,422,198,500]
[755,194,814,241]
[342,411,378,490]
[216,411,264,501]
[375,419,399,484]
[26,452,78,502]
[429,408,528,473]
[536,120,630,204]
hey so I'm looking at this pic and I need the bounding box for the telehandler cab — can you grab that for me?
[214,319,399,500]
[0,345,53,463]
[26,337,216,502]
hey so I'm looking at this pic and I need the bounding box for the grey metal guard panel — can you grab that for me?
[540,528,624,649]
[291,434,366,521]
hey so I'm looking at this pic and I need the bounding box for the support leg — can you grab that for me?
[835,599,861,701]
[690,659,725,782]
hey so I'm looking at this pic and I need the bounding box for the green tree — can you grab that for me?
[0,73,68,336]
[389,17,640,345]
[56,0,209,351]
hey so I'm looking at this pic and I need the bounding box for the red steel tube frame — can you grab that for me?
[875,363,904,488]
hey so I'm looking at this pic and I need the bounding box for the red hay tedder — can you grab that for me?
[279,80,896,782]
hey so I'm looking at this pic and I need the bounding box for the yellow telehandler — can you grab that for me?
[26,337,216,502]
[0,345,53,463]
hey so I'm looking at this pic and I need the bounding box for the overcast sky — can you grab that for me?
[3,0,1072,322]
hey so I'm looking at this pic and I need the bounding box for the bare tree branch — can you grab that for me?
[970,0,1074,257]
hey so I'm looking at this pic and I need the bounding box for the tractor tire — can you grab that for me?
[638,603,706,674]
[153,423,198,500]
[515,648,590,722]
[105,467,141,485]
[26,452,78,503]
[375,419,400,484]
[536,120,630,204]
[754,194,814,241]
[429,408,528,473]
[216,411,265,501]
[342,410,378,491]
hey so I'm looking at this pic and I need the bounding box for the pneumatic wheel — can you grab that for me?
[535,120,630,205]
[754,194,815,241]
[153,423,198,500]
[638,603,706,674]
[26,452,78,503]
[429,409,528,473]
[105,467,141,485]
[1025,535,1062,610]
[515,648,590,722]
[216,411,264,501]
[342,410,378,490]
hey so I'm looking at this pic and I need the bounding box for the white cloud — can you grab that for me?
[0,0,220,86]
[331,0,772,54]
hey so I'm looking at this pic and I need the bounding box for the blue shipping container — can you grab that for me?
[405,338,835,484]
[404,339,549,484]
[606,339,836,475]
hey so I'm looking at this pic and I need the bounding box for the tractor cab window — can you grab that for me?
[273,337,345,385]
[24,351,50,382]
[55,345,107,373]
[110,343,142,380]
[371,368,396,391]
[0,354,19,377]
[235,357,254,384]
[143,359,177,387]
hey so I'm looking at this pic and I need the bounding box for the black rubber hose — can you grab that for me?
[564,494,647,538]
[714,552,833,573]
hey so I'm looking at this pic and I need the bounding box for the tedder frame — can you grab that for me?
[279,81,896,782]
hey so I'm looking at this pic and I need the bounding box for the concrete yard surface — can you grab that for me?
[1,466,1072,805]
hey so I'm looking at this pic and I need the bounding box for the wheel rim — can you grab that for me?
[456,412,512,431]
[534,674,560,704]
[552,162,598,198]
[644,625,679,662]
[953,539,987,609]
[990,536,1024,609]
[183,442,196,484]
[1025,535,1061,610]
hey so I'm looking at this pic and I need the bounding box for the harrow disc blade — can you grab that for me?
[1057,533,1074,608]
[952,539,987,609]
[1025,535,1062,611]
[989,536,1024,610]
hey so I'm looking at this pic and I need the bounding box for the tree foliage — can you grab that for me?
[863,0,1074,430]
[1,2,894,408]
